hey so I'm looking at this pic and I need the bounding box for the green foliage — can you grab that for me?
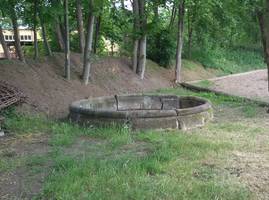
[147,29,176,67]
[22,42,48,58]
[191,46,266,74]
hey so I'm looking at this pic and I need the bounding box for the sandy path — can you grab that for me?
[190,69,269,103]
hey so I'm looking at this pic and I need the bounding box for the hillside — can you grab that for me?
[0,53,216,117]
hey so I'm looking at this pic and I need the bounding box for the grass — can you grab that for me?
[1,87,267,199]
[192,47,266,75]
[194,80,214,88]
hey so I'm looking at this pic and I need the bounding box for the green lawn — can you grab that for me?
[1,87,268,200]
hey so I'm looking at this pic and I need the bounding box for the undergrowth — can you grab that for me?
[191,47,266,75]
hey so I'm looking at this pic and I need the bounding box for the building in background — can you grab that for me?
[0,28,40,58]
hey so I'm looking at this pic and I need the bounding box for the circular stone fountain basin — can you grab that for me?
[69,95,213,131]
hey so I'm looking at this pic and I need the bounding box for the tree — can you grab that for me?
[186,0,198,59]
[38,3,52,56]
[76,0,85,54]
[82,0,95,85]
[9,1,25,62]
[175,0,185,83]
[0,24,11,60]
[263,0,269,91]
[93,12,102,54]
[64,0,71,80]
[51,0,65,51]
[132,0,147,79]
[33,0,39,60]
[132,0,139,73]
[136,0,147,79]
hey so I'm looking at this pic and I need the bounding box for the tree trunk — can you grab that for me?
[137,35,146,79]
[153,2,159,21]
[111,41,114,56]
[55,20,65,51]
[82,0,95,85]
[132,0,139,72]
[64,0,70,80]
[39,14,52,56]
[169,3,177,28]
[34,0,39,60]
[257,11,267,62]
[76,0,85,54]
[136,0,147,80]
[93,15,101,54]
[0,25,11,60]
[175,0,185,83]
[10,6,25,62]
[187,11,193,59]
[132,40,139,72]
[264,0,269,91]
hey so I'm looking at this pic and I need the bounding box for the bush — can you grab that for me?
[147,29,176,68]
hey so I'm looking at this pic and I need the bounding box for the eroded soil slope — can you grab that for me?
[0,53,215,117]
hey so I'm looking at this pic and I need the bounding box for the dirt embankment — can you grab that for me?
[0,53,215,118]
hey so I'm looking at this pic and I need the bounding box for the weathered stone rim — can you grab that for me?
[69,94,213,130]
[70,95,212,118]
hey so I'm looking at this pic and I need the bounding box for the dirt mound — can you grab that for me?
[0,53,215,118]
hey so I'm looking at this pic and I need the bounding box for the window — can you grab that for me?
[4,35,8,41]
[20,35,24,40]
[28,35,31,40]
[9,35,12,40]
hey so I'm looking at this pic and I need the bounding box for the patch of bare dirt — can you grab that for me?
[64,136,152,159]
[228,150,269,200]
[191,70,269,104]
[0,134,51,200]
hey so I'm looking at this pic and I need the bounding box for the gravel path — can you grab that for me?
[190,69,269,103]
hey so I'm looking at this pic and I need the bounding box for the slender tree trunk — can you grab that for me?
[175,0,185,83]
[39,15,52,56]
[137,35,146,79]
[132,40,139,72]
[55,20,65,51]
[187,12,193,59]
[34,0,39,60]
[51,0,65,51]
[64,0,70,80]
[82,0,95,85]
[76,0,85,54]
[132,0,139,72]
[93,15,101,54]
[263,0,269,92]
[153,2,159,21]
[111,41,114,56]
[0,25,11,60]
[10,6,25,62]
[136,0,147,79]
[257,11,267,62]
[169,3,177,28]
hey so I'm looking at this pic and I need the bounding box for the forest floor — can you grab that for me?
[0,53,216,118]
[1,87,269,200]
[190,69,269,103]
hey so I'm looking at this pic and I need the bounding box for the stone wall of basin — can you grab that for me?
[69,95,213,131]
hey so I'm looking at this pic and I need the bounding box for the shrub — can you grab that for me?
[147,29,176,68]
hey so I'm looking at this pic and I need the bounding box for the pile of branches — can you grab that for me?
[0,81,25,110]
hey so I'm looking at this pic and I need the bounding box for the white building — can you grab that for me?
[0,28,40,58]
